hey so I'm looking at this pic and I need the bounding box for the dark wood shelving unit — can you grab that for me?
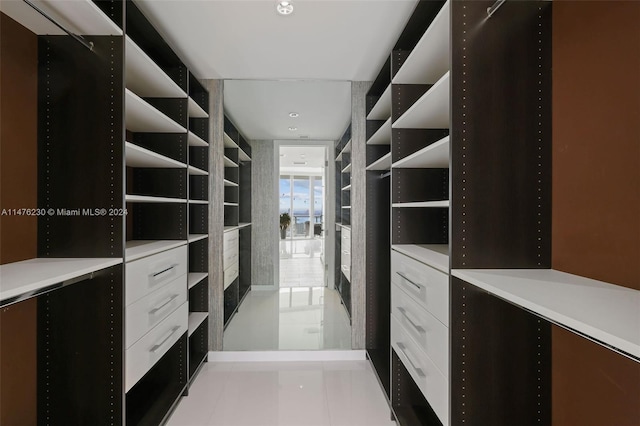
[334,125,352,321]
[365,57,392,400]
[222,116,252,329]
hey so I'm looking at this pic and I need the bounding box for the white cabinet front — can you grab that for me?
[391,315,449,426]
[125,275,187,349]
[125,302,188,392]
[126,245,188,306]
[391,249,449,326]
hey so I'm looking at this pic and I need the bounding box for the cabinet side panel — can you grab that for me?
[37,36,124,258]
[450,1,552,269]
[450,277,552,425]
[552,2,640,425]
[0,13,38,264]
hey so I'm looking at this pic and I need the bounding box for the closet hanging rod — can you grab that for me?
[380,171,391,179]
[487,0,507,18]
[23,0,95,51]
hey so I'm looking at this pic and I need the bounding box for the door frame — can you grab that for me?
[274,140,335,290]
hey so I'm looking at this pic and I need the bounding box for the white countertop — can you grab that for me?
[1,257,123,303]
[452,269,640,359]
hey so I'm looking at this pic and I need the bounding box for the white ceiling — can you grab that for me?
[279,145,326,168]
[136,0,418,81]
[134,0,419,141]
[224,80,351,140]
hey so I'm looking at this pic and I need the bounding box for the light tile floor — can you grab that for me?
[166,361,396,426]
[279,257,325,288]
[223,287,351,351]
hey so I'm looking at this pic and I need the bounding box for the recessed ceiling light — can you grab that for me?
[277,1,293,16]
[288,127,297,131]
[289,112,299,118]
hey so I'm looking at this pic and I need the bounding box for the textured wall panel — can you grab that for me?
[250,140,277,287]
[205,79,224,351]
[350,81,371,349]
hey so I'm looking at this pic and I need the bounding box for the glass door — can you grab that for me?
[279,175,324,260]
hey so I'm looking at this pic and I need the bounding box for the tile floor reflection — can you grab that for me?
[223,287,351,351]
[166,361,396,426]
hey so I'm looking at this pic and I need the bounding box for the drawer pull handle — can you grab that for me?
[149,294,180,315]
[396,272,422,290]
[150,264,178,278]
[342,250,350,255]
[397,307,425,333]
[397,342,425,377]
[150,326,180,353]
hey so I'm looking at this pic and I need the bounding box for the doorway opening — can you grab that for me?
[279,172,326,287]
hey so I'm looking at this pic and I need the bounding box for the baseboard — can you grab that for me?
[208,350,367,362]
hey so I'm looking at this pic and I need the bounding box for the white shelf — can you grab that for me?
[342,184,352,192]
[188,234,208,243]
[342,163,352,174]
[126,194,185,203]
[188,312,209,336]
[224,133,238,148]
[337,223,351,230]
[188,131,208,147]
[392,1,450,84]
[224,179,239,187]
[239,149,251,162]
[393,136,450,169]
[0,258,123,304]
[337,140,352,163]
[451,269,640,359]
[393,72,450,129]
[125,142,186,168]
[343,206,352,209]
[189,200,208,204]
[188,98,209,118]
[224,223,251,233]
[392,200,449,208]
[188,273,208,290]
[188,165,208,176]
[224,156,238,168]
[0,0,122,36]
[367,85,392,120]
[224,202,239,207]
[125,240,187,262]
[125,37,186,98]
[367,118,391,145]
[366,152,392,171]
[392,244,449,274]
[125,89,186,133]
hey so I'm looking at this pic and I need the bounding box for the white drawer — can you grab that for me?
[391,250,449,326]
[224,262,239,290]
[341,228,351,243]
[223,229,239,246]
[391,315,449,426]
[341,247,351,267]
[125,302,187,392]
[223,244,239,267]
[392,283,448,378]
[125,275,187,349]
[126,245,187,306]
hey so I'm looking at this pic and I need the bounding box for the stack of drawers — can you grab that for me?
[125,245,188,392]
[223,230,239,290]
[341,227,351,282]
[390,250,449,425]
